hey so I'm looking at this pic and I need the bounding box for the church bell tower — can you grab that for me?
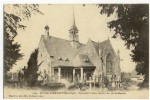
[69,9,79,42]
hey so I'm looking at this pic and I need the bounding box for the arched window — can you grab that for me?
[106,53,113,74]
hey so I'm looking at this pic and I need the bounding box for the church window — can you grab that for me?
[106,53,113,74]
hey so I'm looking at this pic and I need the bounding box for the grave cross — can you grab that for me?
[86,77,94,91]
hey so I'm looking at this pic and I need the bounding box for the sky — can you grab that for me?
[5,4,136,73]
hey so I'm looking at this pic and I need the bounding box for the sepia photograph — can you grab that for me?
[3,4,149,99]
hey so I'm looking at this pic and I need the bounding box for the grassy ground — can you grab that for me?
[4,85,149,99]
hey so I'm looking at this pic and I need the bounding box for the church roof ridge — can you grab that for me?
[41,35,69,42]
[41,34,84,45]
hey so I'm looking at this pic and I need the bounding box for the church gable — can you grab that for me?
[85,39,102,74]
[38,36,51,65]
[86,39,99,55]
[90,40,99,54]
[38,36,52,76]
[99,39,117,59]
[88,38,117,58]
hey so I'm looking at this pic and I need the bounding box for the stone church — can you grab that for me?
[37,13,121,84]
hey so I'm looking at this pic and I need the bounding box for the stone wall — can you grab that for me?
[99,40,121,81]
[37,36,52,81]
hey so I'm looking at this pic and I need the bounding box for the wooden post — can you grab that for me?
[83,73,86,82]
[89,77,92,91]
[77,74,80,83]
[93,74,95,87]
[58,68,61,83]
[80,68,83,82]
[73,69,75,83]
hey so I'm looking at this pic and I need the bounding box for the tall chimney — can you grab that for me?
[45,25,49,36]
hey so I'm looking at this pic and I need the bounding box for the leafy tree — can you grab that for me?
[121,72,131,83]
[98,4,149,87]
[26,49,38,86]
[4,12,24,74]
[4,5,43,77]
[25,49,43,86]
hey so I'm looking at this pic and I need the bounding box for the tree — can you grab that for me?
[121,72,131,83]
[26,49,38,86]
[4,12,24,74]
[25,49,43,86]
[4,5,43,76]
[98,4,149,87]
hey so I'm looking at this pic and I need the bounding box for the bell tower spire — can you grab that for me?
[69,8,79,42]
[73,8,76,26]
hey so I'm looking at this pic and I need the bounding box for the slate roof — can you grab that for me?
[40,35,114,68]
[42,35,78,60]
[77,45,87,54]
[73,54,94,67]
[41,35,84,67]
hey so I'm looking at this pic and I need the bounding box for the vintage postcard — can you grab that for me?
[3,4,149,99]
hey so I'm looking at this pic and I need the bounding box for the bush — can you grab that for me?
[44,83,65,90]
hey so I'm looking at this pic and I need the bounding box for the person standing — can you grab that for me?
[111,75,116,90]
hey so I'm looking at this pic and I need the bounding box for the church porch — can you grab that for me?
[53,66,95,84]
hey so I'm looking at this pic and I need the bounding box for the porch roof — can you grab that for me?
[53,65,95,68]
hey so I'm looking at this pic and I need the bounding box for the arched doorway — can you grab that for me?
[106,53,113,75]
